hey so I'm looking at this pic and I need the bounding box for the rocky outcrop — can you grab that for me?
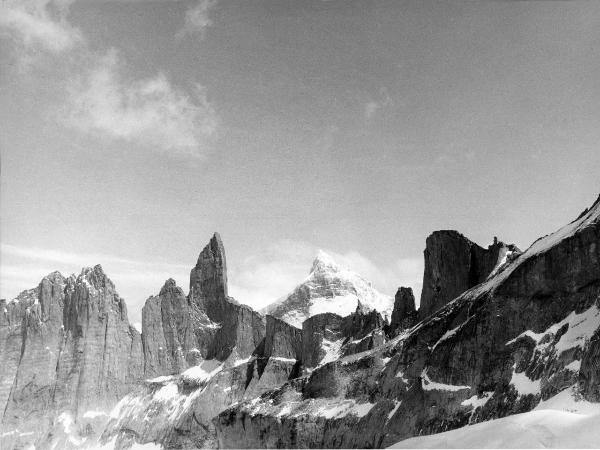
[214,195,600,449]
[419,231,519,319]
[263,251,393,328]
[142,279,217,377]
[301,313,344,368]
[389,287,418,335]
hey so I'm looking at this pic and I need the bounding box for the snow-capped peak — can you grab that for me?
[311,250,339,274]
[263,251,393,328]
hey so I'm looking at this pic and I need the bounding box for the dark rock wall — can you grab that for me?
[419,231,508,319]
[389,287,418,335]
[264,315,303,361]
[302,313,343,368]
[189,232,228,311]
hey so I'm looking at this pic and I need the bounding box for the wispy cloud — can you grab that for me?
[365,89,392,120]
[64,49,219,156]
[0,0,81,53]
[1,0,221,157]
[180,0,218,37]
[1,243,189,271]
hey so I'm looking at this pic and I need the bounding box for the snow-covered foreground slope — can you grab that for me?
[390,387,600,449]
[262,251,394,327]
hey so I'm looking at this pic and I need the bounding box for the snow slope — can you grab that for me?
[390,386,600,449]
[262,250,394,328]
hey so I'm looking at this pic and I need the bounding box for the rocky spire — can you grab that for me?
[389,287,417,335]
[189,232,228,310]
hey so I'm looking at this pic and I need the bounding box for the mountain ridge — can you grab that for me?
[1,194,599,449]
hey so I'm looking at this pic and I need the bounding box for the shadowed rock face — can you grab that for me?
[264,315,303,361]
[419,231,518,319]
[302,313,344,368]
[389,287,418,335]
[189,232,228,311]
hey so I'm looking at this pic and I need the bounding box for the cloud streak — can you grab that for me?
[64,49,219,156]
[1,0,220,157]
[0,0,81,53]
[181,0,218,37]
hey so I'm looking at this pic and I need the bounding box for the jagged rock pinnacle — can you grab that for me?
[189,232,228,309]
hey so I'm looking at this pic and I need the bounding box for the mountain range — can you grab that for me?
[1,194,599,449]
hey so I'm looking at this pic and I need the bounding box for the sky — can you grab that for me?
[1,0,600,325]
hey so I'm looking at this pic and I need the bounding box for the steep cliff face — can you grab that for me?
[1,267,143,450]
[263,251,393,328]
[0,287,40,430]
[1,272,66,439]
[301,313,344,369]
[264,315,303,361]
[53,266,143,416]
[419,231,519,319]
[142,279,218,378]
[214,196,600,449]
[189,232,228,311]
